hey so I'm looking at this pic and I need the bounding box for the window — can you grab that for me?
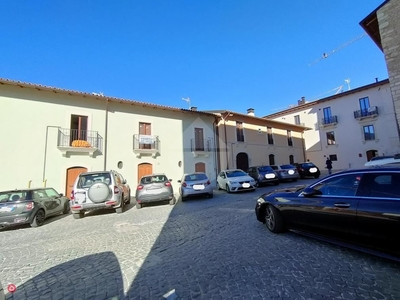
[287,130,293,146]
[236,122,244,142]
[269,154,275,165]
[194,128,205,151]
[294,115,300,125]
[139,122,152,149]
[359,97,370,111]
[267,127,274,145]
[363,125,375,140]
[329,154,338,161]
[70,115,88,144]
[363,173,400,198]
[326,131,335,145]
[313,174,362,197]
[289,155,294,164]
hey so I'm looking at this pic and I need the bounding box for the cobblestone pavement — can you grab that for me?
[1,179,400,300]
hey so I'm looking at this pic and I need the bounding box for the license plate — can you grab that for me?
[265,174,275,179]
[310,167,317,173]
[147,188,161,194]
[193,184,205,190]
[288,170,295,175]
[0,206,14,212]
[242,183,250,188]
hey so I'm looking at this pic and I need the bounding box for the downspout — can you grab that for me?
[213,118,221,174]
[224,118,229,169]
[301,131,307,162]
[103,98,109,171]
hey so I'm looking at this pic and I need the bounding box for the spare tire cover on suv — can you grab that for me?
[88,182,110,203]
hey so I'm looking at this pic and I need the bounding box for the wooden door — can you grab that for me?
[195,128,204,151]
[138,163,153,183]
[139,122,152,149]
[66,167,87,199]
[195,162,206,173]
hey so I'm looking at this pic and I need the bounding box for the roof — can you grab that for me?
[0,77,217,118]
[263,79,389,118]
[204,109,311,132]
[359,0,390,51]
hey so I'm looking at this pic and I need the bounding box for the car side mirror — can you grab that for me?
[59,193,64,197]
[169,179,173,182]
[123,179,127,184]
[301,187,322,197]
[177,180,181,183]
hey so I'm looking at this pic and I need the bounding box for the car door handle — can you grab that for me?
[334,203,350,208]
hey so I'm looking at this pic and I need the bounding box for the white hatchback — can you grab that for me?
[217,169,257,193]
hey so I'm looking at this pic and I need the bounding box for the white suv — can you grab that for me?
[70,170,131,219]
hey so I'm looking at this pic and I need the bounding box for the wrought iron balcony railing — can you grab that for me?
[133,134,160,151]
[58,128,103,150]
[190,138,212,152]
[321,115,338,126]
[354,106,378,119]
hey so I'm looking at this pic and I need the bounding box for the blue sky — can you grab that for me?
[0,1,387,117]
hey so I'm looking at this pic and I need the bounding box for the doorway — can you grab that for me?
[66,167,87,198]
[236,152,249,171]
[138,163,153,183]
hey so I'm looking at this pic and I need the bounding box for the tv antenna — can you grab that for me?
[182,97,191,109]
[308,33,367,66]
[344,78,351,90]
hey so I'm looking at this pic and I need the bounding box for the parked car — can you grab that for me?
[178,172,213,201]
[364,154,400,167]
[0,187,70,229]
[135,174,175,209]
[255,166,400,257]
[270,164,299,182]
[217,169,257,193]
[294,162,321,178]
[247,166,279,186]
[70,170,131,219]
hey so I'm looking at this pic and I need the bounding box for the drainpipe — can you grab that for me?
[224,118,229,169]
[301,132,306,162]
[103,98,109,171]
[43,126,61,182]
[213,117,221,176]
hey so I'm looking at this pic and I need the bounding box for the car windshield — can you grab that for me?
[226,170,247,178]
[184,173,207,181]
[303,163,316,167]
[141,175,168,184]
[78,173,111,188]
[280,165,295,169]
[0,191,29,202]
[257,166,273,172]
[270,166,278,170]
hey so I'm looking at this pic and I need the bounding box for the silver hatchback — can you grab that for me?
[178,172,214,201]
[135,174,175,209]
[271,164,299,182]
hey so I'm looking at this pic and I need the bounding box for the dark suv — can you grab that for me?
[294,162,321,179]
[247,166,279,186]
[70,170,131,219]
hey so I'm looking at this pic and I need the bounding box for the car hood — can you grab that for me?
[227,175,254,182]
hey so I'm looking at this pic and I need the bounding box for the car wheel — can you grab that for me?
[274,181,279,186]
[226,184,231,193]
[314,174,320,178]
[30,210,45,227]
[292,178,298,182]
[264,205,285,233]
[115,197,124,214]
[136,202,142,209]
[88,182,110,203]
[63,201,70,214]
[73,212,85,219]
[208,193,214,198]
[169,197,176,205]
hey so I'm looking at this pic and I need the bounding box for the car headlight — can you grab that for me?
[256,197,265,204]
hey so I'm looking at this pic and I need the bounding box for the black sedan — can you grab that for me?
[294,162,320,178]
[0,188,70,229]
[255,166,400,257]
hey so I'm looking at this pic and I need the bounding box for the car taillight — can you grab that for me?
[137,185,144,190]
[114,186,119,194]
[165,182,171,186]
[70,190,74,200]
[206,180,210,185]
[182,182,187,187]
[25,202,34,211]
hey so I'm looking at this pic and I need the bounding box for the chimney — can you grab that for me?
[247,108,255,116]
[190,106,197,111]
[298,97,306,105]
[375,77,378,83]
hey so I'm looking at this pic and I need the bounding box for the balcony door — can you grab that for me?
[70,115,88,144]
[139,122,152,149]
[195,128,204,151]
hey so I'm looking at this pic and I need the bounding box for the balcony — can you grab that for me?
[57,128,103,157]
[354,106,379,120]
[133,134,160,158]
[190,138,212,157]
[320,116,338,127]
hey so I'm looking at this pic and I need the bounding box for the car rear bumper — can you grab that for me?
[181,186,213,197]
[70,200,122,212]
[136,192,174,203]
[0,212,33,228]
